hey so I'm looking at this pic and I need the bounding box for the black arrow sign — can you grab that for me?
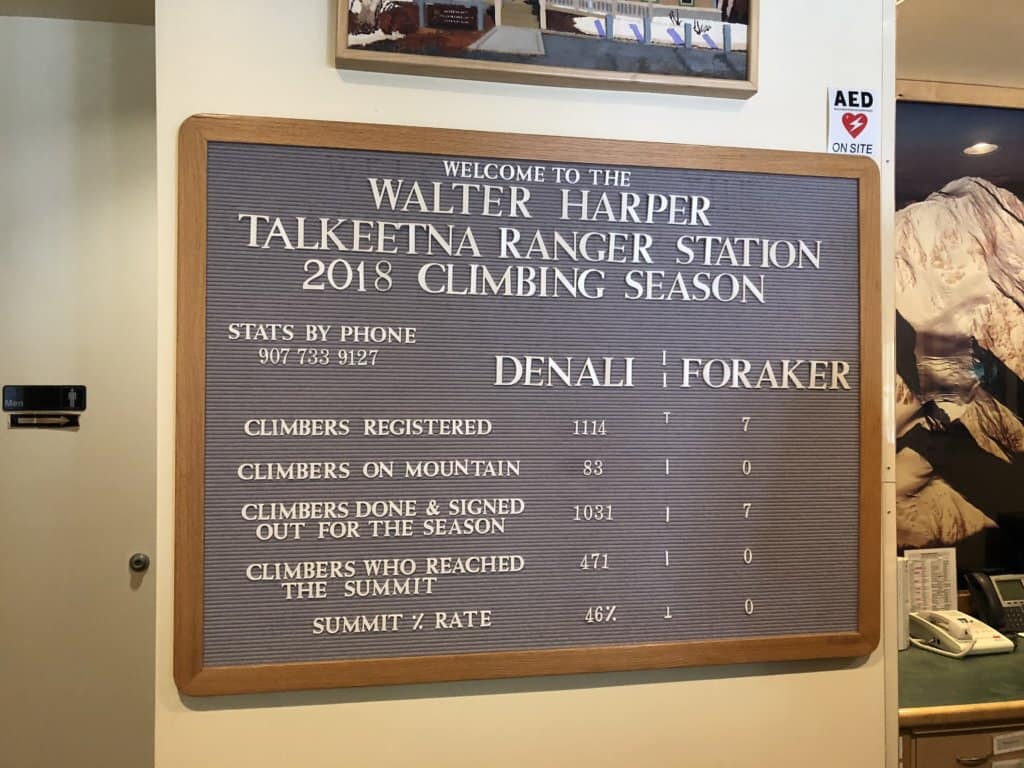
[9,414,80,429]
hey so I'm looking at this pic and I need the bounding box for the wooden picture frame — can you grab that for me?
[335,0,757,96]
[176,114,881,696]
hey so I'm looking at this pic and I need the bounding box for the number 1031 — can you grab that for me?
[573,504,613,521]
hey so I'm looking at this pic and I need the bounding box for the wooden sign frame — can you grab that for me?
[175,114,881,696]
[335,0,758,97]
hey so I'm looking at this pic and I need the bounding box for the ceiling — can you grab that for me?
[0,0,152,25]
[897,0,1024,89]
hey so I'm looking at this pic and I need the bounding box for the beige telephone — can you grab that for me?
[909,610,1014,658]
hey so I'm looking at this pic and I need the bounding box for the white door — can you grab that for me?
[0,17,155,768]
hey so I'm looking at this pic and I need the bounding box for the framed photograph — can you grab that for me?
[894,81,1024,572]
[335,0,757,96]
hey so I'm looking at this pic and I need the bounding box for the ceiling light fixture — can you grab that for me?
[963,142,999,156]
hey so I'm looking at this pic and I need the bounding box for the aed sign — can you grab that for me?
[828,88,880,160]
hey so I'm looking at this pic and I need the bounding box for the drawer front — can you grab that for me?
[916,732,1024,768]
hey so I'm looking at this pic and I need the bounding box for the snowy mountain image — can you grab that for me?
[896,177,1024,569]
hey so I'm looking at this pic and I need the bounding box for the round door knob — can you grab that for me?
[129,553,151,573]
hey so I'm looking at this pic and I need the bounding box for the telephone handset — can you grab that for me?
[965,572,1024,634]
[908,610,1014,658]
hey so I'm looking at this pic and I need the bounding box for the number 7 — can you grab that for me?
[741,416,751,432]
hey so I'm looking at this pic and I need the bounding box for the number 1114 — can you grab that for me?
[573,419,607,436]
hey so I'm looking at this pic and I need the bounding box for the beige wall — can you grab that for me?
[0,16,156,768]
[154,2,897,766]
[0,0,153,25]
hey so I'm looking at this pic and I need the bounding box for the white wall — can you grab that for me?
[154,2,896,766]
[0,17,155,768]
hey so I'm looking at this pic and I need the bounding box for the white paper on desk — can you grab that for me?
[896,556,910,650]
[992,760,1024,768]
[904,547,957,611]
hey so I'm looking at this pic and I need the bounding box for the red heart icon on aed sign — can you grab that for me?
[842,112,869,139]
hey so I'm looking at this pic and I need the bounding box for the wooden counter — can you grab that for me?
[900,643,1024,728]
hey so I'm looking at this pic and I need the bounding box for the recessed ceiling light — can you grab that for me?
[963,142,999,156]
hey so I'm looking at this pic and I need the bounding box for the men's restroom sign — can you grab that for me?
[828,88,880,160]
[2,385,87,412]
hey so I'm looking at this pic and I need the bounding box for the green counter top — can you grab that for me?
[900,641,1024,727]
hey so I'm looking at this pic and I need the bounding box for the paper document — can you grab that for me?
[904,548,957,612]
[896,556,910,650]
[994,730,1024,756]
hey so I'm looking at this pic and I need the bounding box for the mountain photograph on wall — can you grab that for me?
[343,0,750,81]
[896,101,1024,573]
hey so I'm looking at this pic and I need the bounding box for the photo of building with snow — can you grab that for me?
[347,0,749,79]
[894,101,1024,573]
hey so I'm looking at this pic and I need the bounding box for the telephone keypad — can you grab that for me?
[1005,605,1024,633]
